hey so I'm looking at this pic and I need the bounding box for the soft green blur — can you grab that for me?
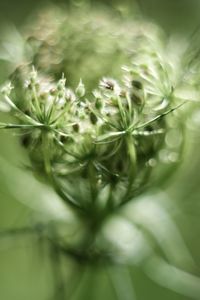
[0,1,200,300]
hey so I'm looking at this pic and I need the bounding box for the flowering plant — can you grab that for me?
[0,4,200,299]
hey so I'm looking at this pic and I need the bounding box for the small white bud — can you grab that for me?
[29,66,38,85]
[76,79,85,98]
[57,74,66,91]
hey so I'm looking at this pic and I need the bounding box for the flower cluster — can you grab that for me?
[0,4,196,263]
[1,55,184,215]
[2,7,186,209]
[1,6,200,300]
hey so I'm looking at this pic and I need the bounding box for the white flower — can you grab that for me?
[65,88,76,102]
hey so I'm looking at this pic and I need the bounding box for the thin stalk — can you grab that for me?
[121,134,137,204]
[42,132,83,213]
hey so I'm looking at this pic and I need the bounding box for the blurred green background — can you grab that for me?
[0,1,200,300]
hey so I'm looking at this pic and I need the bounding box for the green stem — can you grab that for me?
[41,132,83,213]
[122,134,137,203]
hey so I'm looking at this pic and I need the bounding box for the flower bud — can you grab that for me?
[90,112,98,124]
[76,79,85,98]
[72,123,80,132]
[57,74,66,91]
[93,90,103,110]
[132,80,143,90]
[29,66,38,85]
[130,92,144,106]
